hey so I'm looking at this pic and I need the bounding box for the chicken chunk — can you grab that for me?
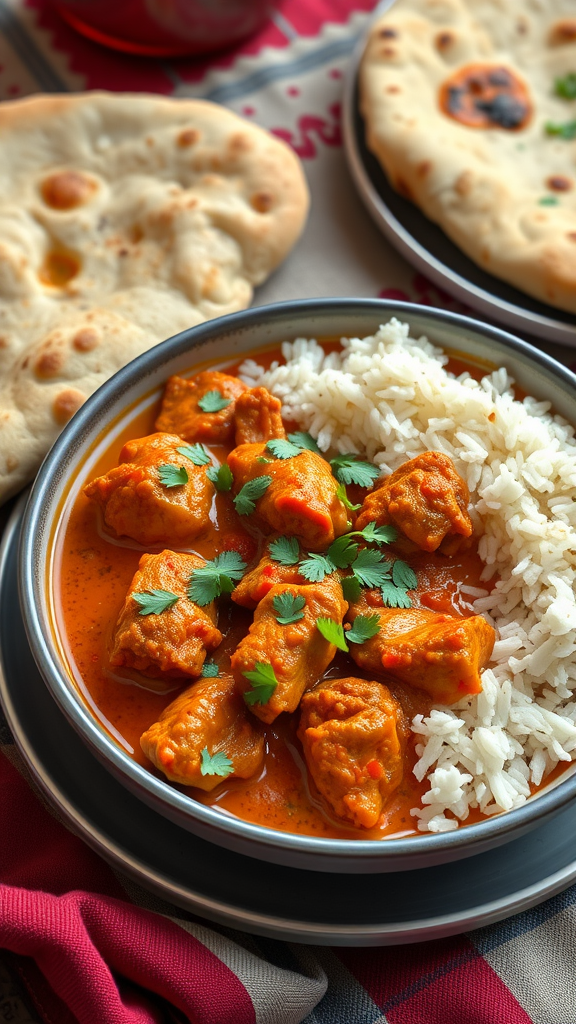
[110,550,222,685]
[84,432,212,546]
[347,593,495,705]
[232,540,303,609]
[228,442,349,551]
[231,574,348,724]
[155,371,247,445]
[234,386,286,445]
[140,674,264,790]
[356,452,473,554]
[298,678,408,829]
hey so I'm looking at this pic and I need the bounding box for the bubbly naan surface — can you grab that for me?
[0,92,308,501]
[360,0,576,311]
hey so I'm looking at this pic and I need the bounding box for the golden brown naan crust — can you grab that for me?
[360,0,576,312]
[0,92,309,501]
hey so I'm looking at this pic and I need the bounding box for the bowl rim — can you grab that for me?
[18,297,576,865]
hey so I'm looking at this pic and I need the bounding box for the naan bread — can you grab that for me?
[0,92,308,501]
[360,0,576,312]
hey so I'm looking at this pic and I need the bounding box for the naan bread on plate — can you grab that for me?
[360,0,576,313]
[0,92,308,502]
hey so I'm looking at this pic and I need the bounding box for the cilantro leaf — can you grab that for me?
[272,591,306,625]
[198,390,231,413]
[336,482,361,511]
[316,617,348,652]
[132,589,179,615]
[200,747,233,778]
[243,662,278,705]
[381,582,412,609]
[356,522,398,546]
[545,119,576,140]
[234,475,272,515]
[177,443,211,466]
[269,536,300,565]
[201,660,219,677]
[351,548,392,589]
[538,196,559,206]
[287,431,320,454]
[158,464,189,488]
[206,463,234,491]
[298,552,336,583]
[266,438,302,460]
[330,453,380,488]
[341,574,361,603]
[555,73,576,100]
[327,534,358,568]
[392,559,418,590]
[187,551,247,606]
[346,613,380,645]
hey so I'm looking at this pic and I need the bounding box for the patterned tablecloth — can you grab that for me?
[0,2,574,1023]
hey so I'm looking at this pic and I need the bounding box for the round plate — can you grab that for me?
[3,502,576,944]
[342,19,576,347]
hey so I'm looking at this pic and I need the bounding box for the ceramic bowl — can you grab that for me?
[18,298,576,872]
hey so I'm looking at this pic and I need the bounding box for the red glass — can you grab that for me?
[52,0,274,57]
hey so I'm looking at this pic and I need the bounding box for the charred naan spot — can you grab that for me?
[251,191,274,213]
[6,456,18,472]
[416,160,432,178]
[118,248,129,257]
[516,17,528,35]
[40,171,97,210]
[440,63,532,130]
[549,19,576,45]
[0,336,8,349]
[53,388,85,425]
[436,31,454,52]
[379,27,397,38]
[129,225,144,244]
[455,170,474,197]
[567,232,576,243]
[229,132,252,155]
[380,46,396,58]
[394,177,412,199]
[22,356,29,369]
[177,128,200,148]
[546,175,572,192]
[146,136,155,147]
[39,249,80,289]
[73,328,100,352]
[35,347,64,379]
[386,85,401,94]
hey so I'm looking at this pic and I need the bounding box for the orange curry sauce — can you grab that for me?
[54,345,501,841]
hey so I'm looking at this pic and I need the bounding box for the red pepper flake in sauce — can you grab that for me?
[439,63,532,130]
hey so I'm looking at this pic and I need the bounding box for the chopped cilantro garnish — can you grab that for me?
[330,453,380,488]
[287,431,320,454]
[187,551,247,606]
[200,747,233,778]
[545,119,576,140]
[316,617,348,652]
[355,522,398,546]
[266,438,302,460]
[198,390,231,413]
[555,73,576,100]
[269,536,299,565]
[206,463,234,491]
[327,534,359,568]
[177,443,211,466]
[346,613,381,645]
[272,591,306,625]
[201,660,219,677]
[158,464,188,488]
[538,196,559,205]
[132,589,179,615]
[243,662,278,705]
[381,582,412,609]
[298,552,335,583]
[341,574,361,603]
[234,475,272,515]
[392,559,418,590]
[350,548,392,589]
[336,482,361,511]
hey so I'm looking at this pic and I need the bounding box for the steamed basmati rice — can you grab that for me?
[239,319,576,833]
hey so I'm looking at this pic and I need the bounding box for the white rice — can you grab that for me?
[239,318,576,832]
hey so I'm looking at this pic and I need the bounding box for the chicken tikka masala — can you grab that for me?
[57,348,500,839]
